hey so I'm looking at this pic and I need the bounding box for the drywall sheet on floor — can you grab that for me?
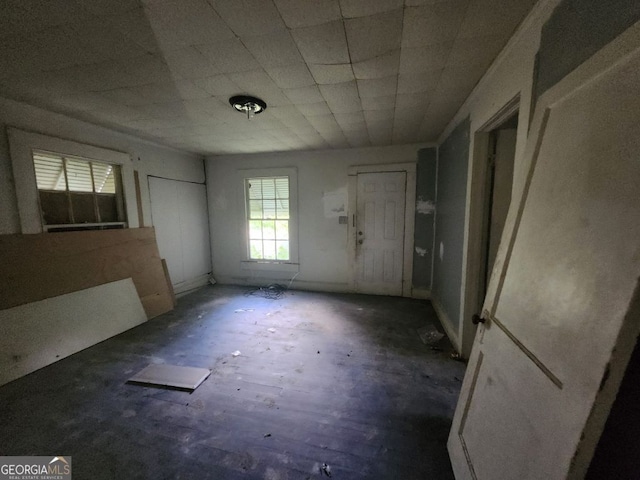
[0,227,173,319]
[149,177,211,294]
[128,364,211,390]
[0,278,146,387]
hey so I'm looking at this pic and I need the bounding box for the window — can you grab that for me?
[32,150,125,230]
[246,176,290,261]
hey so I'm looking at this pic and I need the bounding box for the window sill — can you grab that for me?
[240,261,299,273]
[45,222,126,232]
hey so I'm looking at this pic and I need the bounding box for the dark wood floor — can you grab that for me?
[0,285,465,479]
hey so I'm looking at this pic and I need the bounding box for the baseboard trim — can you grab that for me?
[411,288,431,300]
[174,274,210,296]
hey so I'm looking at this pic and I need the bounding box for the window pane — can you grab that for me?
[248,179,263,199]
[276,241,290,260]
[261,178,275,199]
[97,194,118,222]
[263,199,276,219]
[275,220,289,240]
[65,158,93,192]
[249,220,262,239]
[250,240,263,259]
[70,192,97,223]
[249,200,263,219]
[263,240,276,260]
[246,176,291,262]
[277,199,289,219]
[92,162,115,193]
[262,220,275,239]
[275,177,289,199]
[33,153,66,191]
[39,191,70,224]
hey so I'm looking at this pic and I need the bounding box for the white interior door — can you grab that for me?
[355,171,406,296]
[448,41,640,479]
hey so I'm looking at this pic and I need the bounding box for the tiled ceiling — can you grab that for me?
[0,0,536,155]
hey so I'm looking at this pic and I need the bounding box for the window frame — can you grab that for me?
[239,167,298,271]
[32,149,126,229]
[8,128,138,233]
[245,176,291,262]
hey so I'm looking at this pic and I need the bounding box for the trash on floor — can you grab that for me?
[263,433,272,438]
[231,350,241,357]
[321,463,332,477]
[268,328,276,333]
[417,325,445,346]
[246,284,286,300]
[127,364,211,391]
[234,308,254,313]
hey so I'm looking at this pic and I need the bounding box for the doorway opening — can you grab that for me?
[461,96,519,357]
[478,113,518,301]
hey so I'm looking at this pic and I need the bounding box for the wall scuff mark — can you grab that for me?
[322,186,347,218]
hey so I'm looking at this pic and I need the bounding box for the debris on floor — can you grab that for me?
[450,351,465,362]
[417,325,444,346]
[231,350,241,357]
[263,433,272,438]
[268,328,276,333]
[234,309,254,313]
[320,463,332,477]
[127,364,211,391]
[246,284,287,300]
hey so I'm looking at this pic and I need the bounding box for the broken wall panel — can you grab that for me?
[0,227,173,319]
[0,278,147,387]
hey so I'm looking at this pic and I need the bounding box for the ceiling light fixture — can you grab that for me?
[229,95,267,120]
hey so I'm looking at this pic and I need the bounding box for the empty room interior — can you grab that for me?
[1,0,639,479]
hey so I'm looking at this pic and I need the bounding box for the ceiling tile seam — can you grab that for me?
[339,14,371,148]
[226,1,324,143]
[414,0,474,137]
[87,8,159,58]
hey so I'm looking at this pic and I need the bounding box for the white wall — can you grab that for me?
[206,143,429,292]
[0,96,209,289]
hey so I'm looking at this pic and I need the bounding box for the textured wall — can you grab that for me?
[536,0,640,97]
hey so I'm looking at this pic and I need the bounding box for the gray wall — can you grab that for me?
[432,117,470,334]
[412,147,437,291]
[536,0,640,97]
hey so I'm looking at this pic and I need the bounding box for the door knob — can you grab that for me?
[358,239,363,244]
[472,314,485,325]
[358,231,363,235]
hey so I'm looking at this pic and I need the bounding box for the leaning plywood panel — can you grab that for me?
[0,227,173,319]
[0,278,146,387]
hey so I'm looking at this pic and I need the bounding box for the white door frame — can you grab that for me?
[347,163,416,297]
[460,95,521,357]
